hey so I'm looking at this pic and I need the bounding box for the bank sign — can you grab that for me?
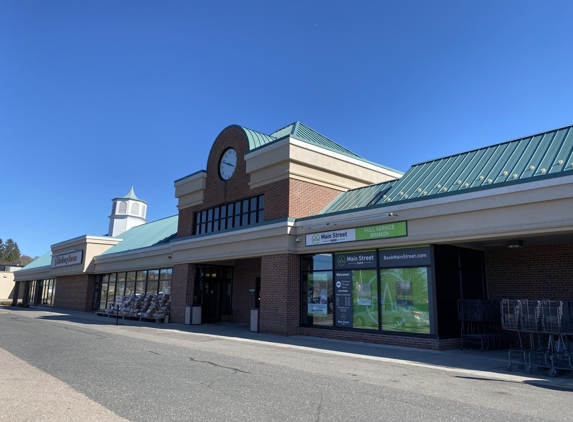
[305,221,407,246]
[51,250,84,268]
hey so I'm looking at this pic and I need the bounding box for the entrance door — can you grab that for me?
[202,280,223,323]
[195,265,233,323]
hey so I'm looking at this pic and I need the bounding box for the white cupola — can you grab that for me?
[108,187,148,237]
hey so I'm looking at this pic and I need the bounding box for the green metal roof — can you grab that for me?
[102,215,179,255]
[320,181,396,214]
[122,186,139,200]
[240,126,277,150]
[378,125,573,205]
[271,122,368,161]
[319,124,573,214]
[20,250,52,270]
[211,122,403,174]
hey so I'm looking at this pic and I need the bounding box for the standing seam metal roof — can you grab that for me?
[320,181,396,214]
[319,124,573,213]
[101,215,179,255]
[234,122,402,173]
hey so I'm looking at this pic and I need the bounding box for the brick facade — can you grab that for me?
[171,263,195,324]
[173,125,342,335]
[260,254,300,335]
[177,126,342,238]
[232,258,261,324]
[297,327,462,350]
[485,243,573,300]
[53,274,95,312]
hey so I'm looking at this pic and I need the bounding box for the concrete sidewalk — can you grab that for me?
[3,305,573,391]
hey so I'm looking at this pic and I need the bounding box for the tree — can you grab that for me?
[0,238,22,264]
[19,255,38,266]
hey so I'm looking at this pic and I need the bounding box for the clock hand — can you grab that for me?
[224,162,235,167]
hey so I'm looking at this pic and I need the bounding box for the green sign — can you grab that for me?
[355,221,407,241]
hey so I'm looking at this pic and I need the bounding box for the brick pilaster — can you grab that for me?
[171,263,195,323]
[260,254,300,335]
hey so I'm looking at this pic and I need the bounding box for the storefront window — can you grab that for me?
[94,268,173,310]
[40,279,56,306]
[160,280,171,295]
[125,281,135,295]
[380,267,430,334]
[302,247,433,335]
[352,270,379,329]
[107,282,116,305]
[116,280,125,296]
[100,282,108,309]
[304,271,333,326]
[147,281,159,294]
[135,281,145,295]
[301,254,333,272]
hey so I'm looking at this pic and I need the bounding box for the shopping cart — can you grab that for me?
[502,298,573,377]
[458,299,506,351]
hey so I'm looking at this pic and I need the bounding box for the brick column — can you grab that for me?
[22,282,30,305]
[171,263,195,324]
[11,281,20,306]
[260,254,300,335]
[52,275,94,311]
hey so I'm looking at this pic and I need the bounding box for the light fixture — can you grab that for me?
[507,240,523,249]
[295,237,301,243]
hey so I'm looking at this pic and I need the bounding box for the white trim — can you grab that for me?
[245,137,403,178]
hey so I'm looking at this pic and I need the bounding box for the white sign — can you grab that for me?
[305,229,356,246]
[51,250,83,268]
[308,304,327,315]
[114,295,124,306]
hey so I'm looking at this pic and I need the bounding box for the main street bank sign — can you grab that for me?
[305,221,407,246]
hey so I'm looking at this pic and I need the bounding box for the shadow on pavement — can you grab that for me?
[3,305,573,391]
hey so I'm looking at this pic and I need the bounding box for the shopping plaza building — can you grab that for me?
[13,121,573,349]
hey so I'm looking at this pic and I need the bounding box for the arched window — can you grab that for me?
[131,202,139,215]
[141,204,146,217]
[118,201,127,213]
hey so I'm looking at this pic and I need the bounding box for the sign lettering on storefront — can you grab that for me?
[378,246,432,267]
[305,221,407,246]
[334,271,352,327]
[51,250,84,268]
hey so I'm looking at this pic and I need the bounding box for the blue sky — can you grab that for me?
[1,0,573,258]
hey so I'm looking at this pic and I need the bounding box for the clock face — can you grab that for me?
[219,148,237,180]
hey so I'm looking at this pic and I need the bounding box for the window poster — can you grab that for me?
[395,281,413,306]
[334,271,352,327]
[307,272,330,316]
[356,283,372,305]
[380,267,430,334]
[352,269,379,329]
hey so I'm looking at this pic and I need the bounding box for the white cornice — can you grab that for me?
[246,137,403,178]
[51,235,121,252]
[13,266,52,282]
[295,173,573,231]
